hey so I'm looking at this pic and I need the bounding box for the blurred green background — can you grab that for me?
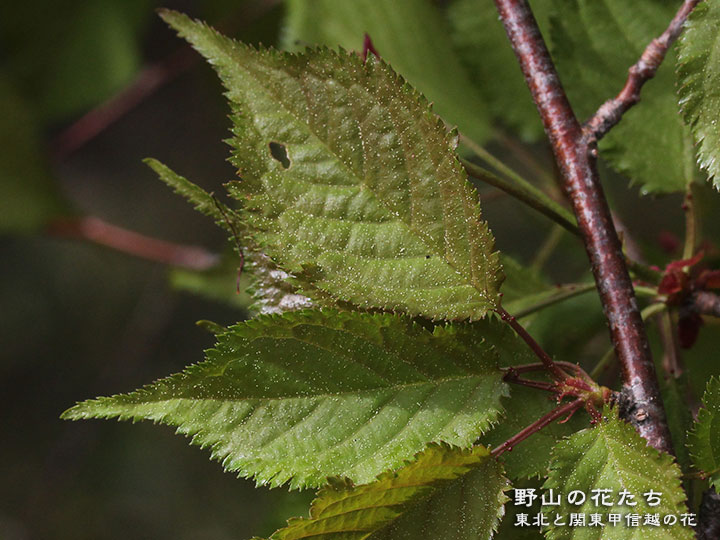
[2,0,719,538]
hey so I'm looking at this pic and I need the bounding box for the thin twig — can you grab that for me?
[504,375,557,392]
[492,129,561,195]
[491,398,585,457]
[46,216,219,270]
[496,306,569,381]
[584,0,702,141]
[657,308,683,377]
[462,158,578,234]
[493,0,675,453]
[683,183,702,261]
[508,282,596,319]
[461,133,562,200]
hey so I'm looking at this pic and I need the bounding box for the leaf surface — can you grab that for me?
[678,0,720,188]
[543,408,693,539]
[550,0,696,194]
[688,377,720,489]
[282,0,492,144]
[63,310,509,488]
[161,10,503,321]
[257,444,508,540]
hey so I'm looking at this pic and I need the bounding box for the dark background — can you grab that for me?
[1,1,717,538]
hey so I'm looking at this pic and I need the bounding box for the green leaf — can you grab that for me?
[257,444,508,540]
[447,0,547,141]
[282,0,492,144]
[161,10,503,321]
[0,77,67,233]
[146,158,314,314]
[661,376,693,475]
[678,0,720,188]
[62,310,510,489]
[543,407,693,539]
[144,158,226,222]
[688,377,720,489]
[495,477,546,540]
[550,0,696,194]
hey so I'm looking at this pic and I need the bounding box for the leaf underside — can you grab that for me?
[161,10,503,322]
[688,377,720,490]
[678,0,720,189]
[256,444,509,540]
[543,408,693,540]
[550,0,696,194]
[63,310,510,489]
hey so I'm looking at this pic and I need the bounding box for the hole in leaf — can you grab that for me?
[269,142,290,169]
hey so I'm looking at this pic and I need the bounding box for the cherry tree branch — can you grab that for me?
[47,216,219,270]
[584,0,701,141]
[493,0,677,454]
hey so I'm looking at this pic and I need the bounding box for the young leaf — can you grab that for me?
[282,0,492,144]
[255,444,508,540]
[144,158,226,222]
[161,10,503,321]
[678,0,720,188]
[62,310,510,489]
[543,407,693,539]
[688,377,720,489]
[146,158,314,314]
[550,0,696,194]
[447,0,547,141]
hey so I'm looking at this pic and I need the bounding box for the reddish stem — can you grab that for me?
[496,307,568,381]
[47,216,219,270]
[509,361,587,378]
[584,0,702,141]
[491,398,584,457]
[51,50,194,161]
[493,0,674,454]
[503,373,557,392]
